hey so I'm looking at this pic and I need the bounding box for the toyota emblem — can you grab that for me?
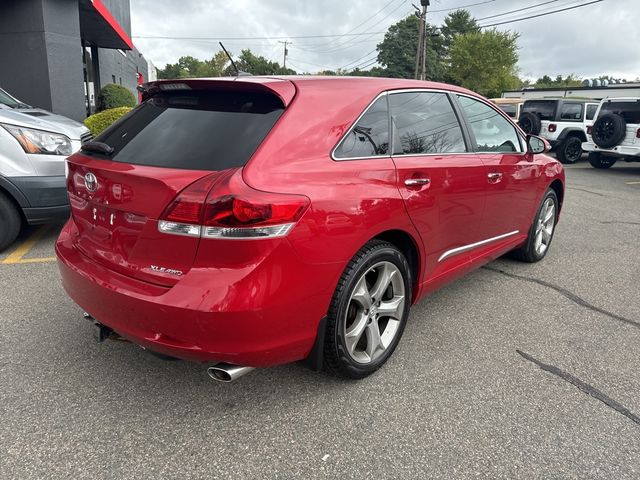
[84,172,98,193]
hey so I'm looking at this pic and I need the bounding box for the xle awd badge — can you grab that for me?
[84,172,98,193]
[150,265,183,276]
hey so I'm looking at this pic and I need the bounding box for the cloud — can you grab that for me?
[131,0,639,80]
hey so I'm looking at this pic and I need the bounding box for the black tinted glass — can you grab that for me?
[522,100,556,121]
[586,104,598,120]
[334,97,389,158]
[499,105,517,117]
[91,90,284,170]
[559,103,583,121]
[390,92,466,155]
[600,101,640,124]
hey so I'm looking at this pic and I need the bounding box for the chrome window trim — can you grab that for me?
[331,92,391,161]
[438,230,520,262]
[455,92,527,154]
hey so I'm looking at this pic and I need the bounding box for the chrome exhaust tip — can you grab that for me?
[207,363,255,382]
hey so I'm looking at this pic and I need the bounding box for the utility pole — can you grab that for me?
[413,1,429,80]
[278,40,291,69]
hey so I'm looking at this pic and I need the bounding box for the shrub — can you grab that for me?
[97,83,136,111]
[84,107,132,137]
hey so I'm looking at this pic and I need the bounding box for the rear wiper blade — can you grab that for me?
[81,141,114,156]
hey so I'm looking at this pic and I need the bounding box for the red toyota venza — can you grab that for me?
[56,76,564,381]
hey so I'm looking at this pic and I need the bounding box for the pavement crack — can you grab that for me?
[600,220,640,226]
[516,350,640,427]
[566,186,606,197]
[482,266,640,330]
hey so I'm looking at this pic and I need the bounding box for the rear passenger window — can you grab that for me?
[586,104,598,121]
[389,92,466,155]
[559,103,583,121]
[334,97,389,159]
[457,95,523,153]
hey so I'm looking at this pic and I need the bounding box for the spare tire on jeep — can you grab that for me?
[518,112,542,135]
[592,113,626,148]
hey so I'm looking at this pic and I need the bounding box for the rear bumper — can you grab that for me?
[582,141,640,157]
[55,220,338,367]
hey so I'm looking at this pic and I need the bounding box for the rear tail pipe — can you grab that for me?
[207,363,255,382]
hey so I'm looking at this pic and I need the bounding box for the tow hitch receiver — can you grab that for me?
[83,312,115,342]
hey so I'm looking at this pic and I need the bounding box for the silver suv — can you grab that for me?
[583,97,640,169]
[0,87,91,250]
[518,99,599,164]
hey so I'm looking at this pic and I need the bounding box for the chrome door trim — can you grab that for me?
[438,230,520,262]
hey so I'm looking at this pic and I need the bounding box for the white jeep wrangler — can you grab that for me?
[582,97,640,169]
[518,99,599,164]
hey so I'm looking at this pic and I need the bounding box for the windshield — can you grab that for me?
[498,104,517,118]
[600,101,640,124]
[522,100,557,121]
[0,88,24,108]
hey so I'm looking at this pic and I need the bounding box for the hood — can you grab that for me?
[0,107,89,141]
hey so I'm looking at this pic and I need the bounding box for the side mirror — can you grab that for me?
[527,134,550,154]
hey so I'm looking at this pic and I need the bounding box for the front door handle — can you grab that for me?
[404,178,431,186]
[487,172,503,183]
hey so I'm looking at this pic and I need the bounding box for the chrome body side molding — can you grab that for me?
[438,230,520,262]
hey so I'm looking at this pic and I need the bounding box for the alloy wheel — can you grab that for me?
[534,197,556,256]
[343,261,406,364]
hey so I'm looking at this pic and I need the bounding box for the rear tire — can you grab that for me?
[588,152,616,169]
[0,191,21,252]
[556,136,583,164]
[324,240,411,379]
[511,189,558,263]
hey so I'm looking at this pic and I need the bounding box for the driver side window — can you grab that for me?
[456,95,523,153]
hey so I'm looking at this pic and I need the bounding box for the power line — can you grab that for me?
[475,0,559,21]
[133,31,388,41]
[479,0,604,27]
[430,0,498,13]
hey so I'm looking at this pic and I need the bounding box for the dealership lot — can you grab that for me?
[1,162,639,479]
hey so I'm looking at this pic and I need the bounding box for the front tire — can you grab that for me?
[588,152,616,169]
[556,136,583,164]
[324,240,411,379]
[511,189,558,263]
[0,191,21,252]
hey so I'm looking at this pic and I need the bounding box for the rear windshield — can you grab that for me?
[498,104,517,118]
[600,101,640,124]
[522,100,556,121]
[91,90,284,170]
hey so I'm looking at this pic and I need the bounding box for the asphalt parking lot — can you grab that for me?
[1,160,639,479]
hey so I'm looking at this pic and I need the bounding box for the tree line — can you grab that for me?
[157,9,622,98]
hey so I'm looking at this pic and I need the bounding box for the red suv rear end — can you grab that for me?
[57,76,564,380]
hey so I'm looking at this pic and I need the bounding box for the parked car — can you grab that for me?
[518,98,599,164]
[0,87,92,250]
[582,97,640,168]
[491,98,523,122]
[56,77,564,381]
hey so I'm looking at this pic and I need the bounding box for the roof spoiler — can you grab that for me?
[137,78,297,107]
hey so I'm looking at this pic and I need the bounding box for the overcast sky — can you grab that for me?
[131,0,639,81]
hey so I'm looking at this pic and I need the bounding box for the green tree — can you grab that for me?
[97,83,136,111]
[449,29,520,97]
[226,49,295,76]
[158,51,229,79]
[376,15,445,81]
[533,74,582,88]
[441,9,480,48]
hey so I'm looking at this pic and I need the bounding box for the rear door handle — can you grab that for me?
[487,172,503,183]
[404,178,431,186]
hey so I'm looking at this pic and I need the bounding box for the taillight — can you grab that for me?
[201,171,309,238]
[548,123,557,133]
[587,125,593,135]
[636,128,640,139]
[159,170,309,239]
